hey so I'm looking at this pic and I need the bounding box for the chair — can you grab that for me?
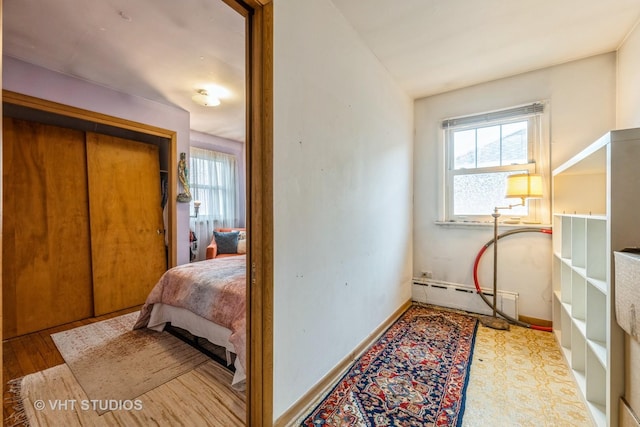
[206,227,246,259]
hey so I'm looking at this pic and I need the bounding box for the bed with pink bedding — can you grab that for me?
[133,255,246,387]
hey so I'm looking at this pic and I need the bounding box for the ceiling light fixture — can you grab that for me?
[192,89,220,107]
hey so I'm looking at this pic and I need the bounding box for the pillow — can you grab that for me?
[238,230,247,241]
[237,239,246,254]
[214,231,239,254]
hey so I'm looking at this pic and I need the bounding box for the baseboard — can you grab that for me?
[621,397,640,427]
[412,278,518,319]
[274,299,413,427]
[518,314,552,328]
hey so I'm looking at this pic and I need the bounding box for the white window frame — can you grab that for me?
[442,102,550,224]
[189,147,239,225]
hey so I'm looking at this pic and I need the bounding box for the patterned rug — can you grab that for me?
[301,304,478,426]
[7,361,245,426]
[49,312,208,415]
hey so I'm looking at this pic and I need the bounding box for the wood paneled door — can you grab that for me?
[86,133,166,316]
[2,117,94,337]
[2,119,168,337]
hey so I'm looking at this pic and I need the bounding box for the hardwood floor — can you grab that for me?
[3,307,140,422]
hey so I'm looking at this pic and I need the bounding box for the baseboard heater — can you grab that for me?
[412,278,518,319]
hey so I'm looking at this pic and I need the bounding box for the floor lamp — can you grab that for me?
[480,173,544,330]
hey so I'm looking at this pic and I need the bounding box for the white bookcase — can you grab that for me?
[552,128,640,427]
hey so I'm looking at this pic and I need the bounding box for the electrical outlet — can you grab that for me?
[421,271,433,278]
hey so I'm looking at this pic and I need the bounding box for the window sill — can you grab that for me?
[435,220,552,229]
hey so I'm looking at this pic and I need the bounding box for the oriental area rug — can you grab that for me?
[300,304,478,427]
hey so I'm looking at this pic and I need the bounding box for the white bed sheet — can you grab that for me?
[146,303,246,387]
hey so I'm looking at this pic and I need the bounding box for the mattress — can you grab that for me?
[146,302,246,387]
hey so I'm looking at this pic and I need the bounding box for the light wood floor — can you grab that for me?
[3,307,246,427]
[5,306,240,425]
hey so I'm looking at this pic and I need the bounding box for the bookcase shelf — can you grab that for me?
[552,128,640,427]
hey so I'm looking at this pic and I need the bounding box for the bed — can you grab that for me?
[133,255,246,388]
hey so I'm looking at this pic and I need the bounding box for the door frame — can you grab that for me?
[1,0,274,425]
[224,0,274,425]
[2,90,178,266]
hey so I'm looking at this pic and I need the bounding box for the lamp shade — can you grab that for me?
[505,173,543,199]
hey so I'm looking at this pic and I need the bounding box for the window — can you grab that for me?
[189,147,239,226]
[188,147,239,261]
[443,103,548,222]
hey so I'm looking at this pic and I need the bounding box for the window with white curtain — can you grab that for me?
[443,102,549,223]
[189,147,239,261]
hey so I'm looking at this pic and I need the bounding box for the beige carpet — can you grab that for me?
[9,360,245,426]
[50,311,209,415]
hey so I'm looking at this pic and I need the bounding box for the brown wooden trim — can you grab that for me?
[518,314,552,328]
[168,136,178,268]
[3,91,175,139]
[1,34,4,392]
[220,0,251,17]
[220,0,272,18]
[620,397,640,427]
[245,0,273,425]
[2,90,178,268]
[237,0,272,8]
[274,300,413,426]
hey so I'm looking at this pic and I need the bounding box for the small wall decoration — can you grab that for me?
[177,152,192,203]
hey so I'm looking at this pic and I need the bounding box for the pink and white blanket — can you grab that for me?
[133,255,246,376]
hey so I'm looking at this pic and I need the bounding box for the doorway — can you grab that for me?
[1,0,273,425]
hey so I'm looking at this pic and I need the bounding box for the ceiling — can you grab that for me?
[4,1,640,142]
[331,0,640,98]
[3,0,247,141]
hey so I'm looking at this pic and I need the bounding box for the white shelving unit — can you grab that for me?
[552,128,640,427]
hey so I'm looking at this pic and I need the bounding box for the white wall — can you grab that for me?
[414,53,617,321]
[3,57,193,266]
[272,0,413,419]
[190,130,246,226]
[618,21,640,128]
[615,18,640,425]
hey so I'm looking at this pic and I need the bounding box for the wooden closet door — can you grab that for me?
[86,132,166,315]
[2,117,93,337]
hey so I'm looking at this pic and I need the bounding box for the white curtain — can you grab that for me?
[189,147,239,261]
